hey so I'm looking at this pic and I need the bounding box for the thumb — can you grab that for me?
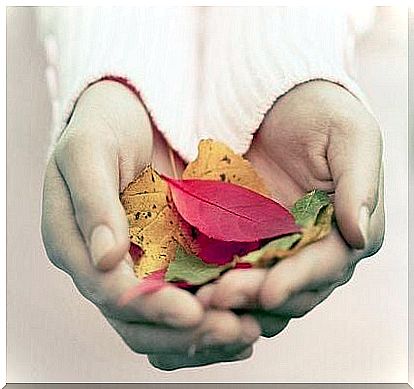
[54,129,132,271]
[328,111,383,250]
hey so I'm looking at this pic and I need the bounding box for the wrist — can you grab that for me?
[68,79,152,138]
[276,80,375,129]
[286,80,357,105]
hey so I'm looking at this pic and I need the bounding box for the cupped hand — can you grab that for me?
[41,80,260,370]
[197,80,385,337]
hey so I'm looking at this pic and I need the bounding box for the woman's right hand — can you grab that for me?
[41,80,260,370]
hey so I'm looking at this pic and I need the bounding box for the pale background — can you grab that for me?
[6,7,408,383]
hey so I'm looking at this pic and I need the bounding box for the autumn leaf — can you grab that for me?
[239,233,302,266]
[163,175,300,242]
[120,139,334,290]
[292,189,331,227]
[129,242,143,264]
[118,269,167,306]
[165,246,234,285]
[239,190,334,267]
[195,233,260,265]
[120,166,196,278]
[183,139,269,196]
[180,138,275,264]
[234,262,253,269]
[259,204,334,263]
[121,140,272,276]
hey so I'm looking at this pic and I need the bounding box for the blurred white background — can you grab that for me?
[6,7,408,383]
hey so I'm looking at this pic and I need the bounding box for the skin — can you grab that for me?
[195,80,385,336]
[41,79,384,370]
[41,80,261,370]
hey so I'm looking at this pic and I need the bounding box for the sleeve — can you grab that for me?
[35,7,198,155]
[198,7,375,157]
[36,7,376,162]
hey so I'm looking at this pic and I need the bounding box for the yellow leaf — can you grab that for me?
[120,166,195,278]
[182,139,270,196]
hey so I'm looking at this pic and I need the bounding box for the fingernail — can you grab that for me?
[90,225,116,267]
[358,206,370,249]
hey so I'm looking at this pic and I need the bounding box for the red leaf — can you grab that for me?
[129,242,143,264]
[162,176,300,242]
[234,262,253,269]
[118,269,195,307]
[172,281,193,289]
[196,232,260,265]
[118,270,166,306]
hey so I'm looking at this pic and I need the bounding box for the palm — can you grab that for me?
[245,104,335,209]
[235,87,354,304]
[196,81,384,340]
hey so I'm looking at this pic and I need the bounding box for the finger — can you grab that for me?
[197,281,290,338]
[259,229,353,310]
[249,312,290,338]
[42,159,203,327]
[267,286,337,319]
[107,311,260,355]
[148,346,253,371]
[54,125,133,271]
[363,165,385,258]
[328,107,382,250]
[251,289,334,337]
[196,283,217,307]
[196,269,267,309]
[250,286,339,338]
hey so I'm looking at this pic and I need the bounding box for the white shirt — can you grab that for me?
[36,7,371,161]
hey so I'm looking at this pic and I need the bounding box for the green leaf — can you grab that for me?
[291,189,330,227]
[237,189,333,267]
[165,246,232,285]
[240,233,301,265]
